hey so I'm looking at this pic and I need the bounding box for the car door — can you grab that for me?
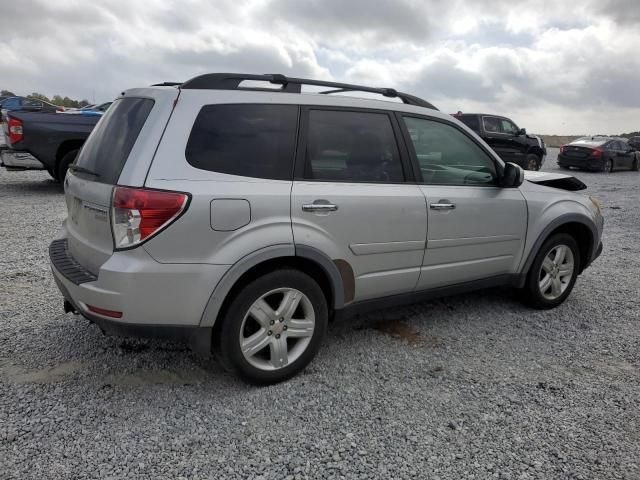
[399,114,528,290]
[291,107,428,303]
[498,117,528,166]
[618,141,635,169]
[481,115,514,163]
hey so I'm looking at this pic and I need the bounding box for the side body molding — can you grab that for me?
[199,244,345,328]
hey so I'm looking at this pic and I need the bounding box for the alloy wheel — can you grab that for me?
[538,245,575,301]
[239,288,315,371]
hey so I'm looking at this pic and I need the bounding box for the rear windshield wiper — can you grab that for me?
[69,164,100,177]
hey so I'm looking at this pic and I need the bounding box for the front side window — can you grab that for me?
[303,109,404,183]
[186,104,298,180]
[499,119,519,135]
[403,116,498,186]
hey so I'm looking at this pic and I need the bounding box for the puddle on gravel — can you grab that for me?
[0,360,84,384]
[374,320,425,346]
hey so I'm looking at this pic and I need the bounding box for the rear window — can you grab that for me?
[75,97,154,184]
[458,115,480,132]
[185,104,298,180]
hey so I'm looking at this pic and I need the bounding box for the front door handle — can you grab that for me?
[430,202,456,210]
[302,202,339,212]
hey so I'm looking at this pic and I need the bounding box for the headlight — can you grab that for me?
[589,196,603,216]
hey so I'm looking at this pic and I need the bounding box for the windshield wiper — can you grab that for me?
[69,164,100,177]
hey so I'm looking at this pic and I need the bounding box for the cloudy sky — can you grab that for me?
[1,0,638,134]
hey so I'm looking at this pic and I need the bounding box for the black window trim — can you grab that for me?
[396,112,505,188]
[293,105,417,184]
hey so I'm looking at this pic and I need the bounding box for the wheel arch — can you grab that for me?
[199,245,346,328]
[518,214,597,286]
[55,140,84,170]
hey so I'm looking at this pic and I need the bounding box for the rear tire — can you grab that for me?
[46,167,59,182]
[525,154,540,171]
[522,233,580,310]
[56,149,79,182]
[214,269,328,385]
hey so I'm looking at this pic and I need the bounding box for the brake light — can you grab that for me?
[7,117,23,144]
[111,186,189,250]
[591,148,603,158]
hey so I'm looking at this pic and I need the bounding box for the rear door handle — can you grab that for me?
[430,202,456,210]
[302,202,339,212]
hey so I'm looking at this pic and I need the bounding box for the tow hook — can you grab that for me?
[64,300,78,314]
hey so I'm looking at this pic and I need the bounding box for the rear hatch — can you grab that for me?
[63,91,176,274]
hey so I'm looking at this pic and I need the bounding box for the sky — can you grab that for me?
[1,0,639,134]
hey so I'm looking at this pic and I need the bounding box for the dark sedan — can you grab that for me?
[628,136,640,151]
[558,137,639,172]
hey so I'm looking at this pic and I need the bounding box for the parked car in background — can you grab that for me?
[62,102,112,117]
[1,110,100,180]
[452,112,546,171]
[1,96,64,122]
[558,137,639,172]
[628,136,640,151]
[49,73,603,384]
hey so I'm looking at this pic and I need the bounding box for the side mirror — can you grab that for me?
[518,128,527,136]
[501,162,524,188]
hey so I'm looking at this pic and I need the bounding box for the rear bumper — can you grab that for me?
[557,155,604,171]
[49,238,229,346]
[1,149,45,170]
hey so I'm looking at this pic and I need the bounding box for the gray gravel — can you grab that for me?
[1,150,639,479]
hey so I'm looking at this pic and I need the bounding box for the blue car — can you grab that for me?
[1,96,63,122]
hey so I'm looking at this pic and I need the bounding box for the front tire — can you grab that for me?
[522,233,580,309]
[526,154,540,171]
[214,269,328,384]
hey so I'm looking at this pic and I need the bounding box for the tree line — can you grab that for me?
[1,89,91,108]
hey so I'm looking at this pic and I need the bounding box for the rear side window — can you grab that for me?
[458,115,480,132]
[75,97,154,184]
[185,104,298,180]
[303,109,404,183]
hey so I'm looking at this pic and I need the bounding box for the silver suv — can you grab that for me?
[50,73,604,384]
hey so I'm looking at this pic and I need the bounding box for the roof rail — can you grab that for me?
[180,73,438,110]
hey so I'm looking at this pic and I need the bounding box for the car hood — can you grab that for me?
[523,171,586,191]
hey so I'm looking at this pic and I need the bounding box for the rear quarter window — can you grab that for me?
[75,97,154,184]
[458,115,480,132]
[185,104,298,180]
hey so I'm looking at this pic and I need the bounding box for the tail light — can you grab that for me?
[7,117,23,144]
[590,148,603,158]
[56,106,65,112]
[111,186,190,250]
[560,145,566,154]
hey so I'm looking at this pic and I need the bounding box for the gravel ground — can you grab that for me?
[1,150,639,479]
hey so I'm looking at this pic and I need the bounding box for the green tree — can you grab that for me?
[29,92,51,103]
